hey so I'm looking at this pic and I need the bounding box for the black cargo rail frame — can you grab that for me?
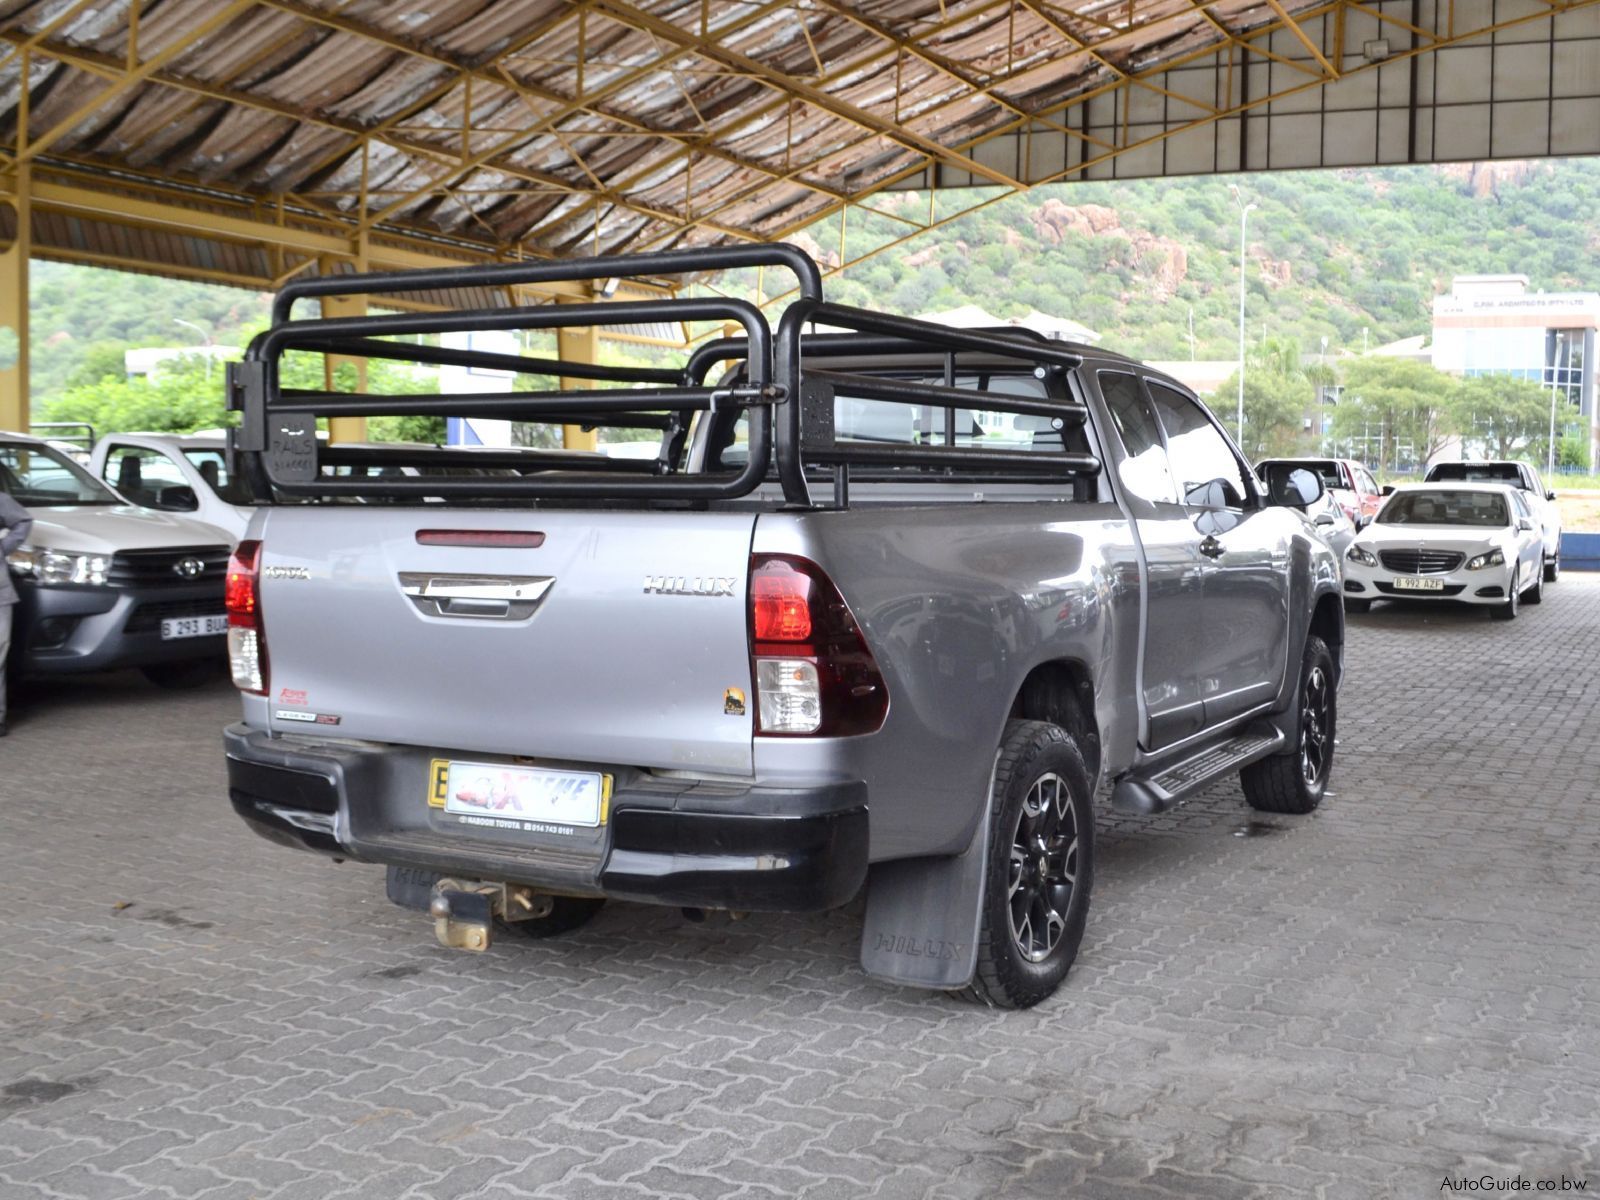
[229,242,1099,507]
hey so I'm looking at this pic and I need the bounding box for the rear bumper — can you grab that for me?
[223,724,868,913]
[15,580,227,673]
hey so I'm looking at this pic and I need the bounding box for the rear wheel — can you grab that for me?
[496,897,605,940]
[966,719,1094,1010]
[140,658,220,690]
[1240,635,1335,816]
[1545,553,1560,584]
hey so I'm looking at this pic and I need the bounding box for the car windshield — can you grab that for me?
[0,440,121,506]
[1378,489,1509,527]
[1260,459,1344,489]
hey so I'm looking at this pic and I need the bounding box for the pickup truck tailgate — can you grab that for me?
[256,507,757,775]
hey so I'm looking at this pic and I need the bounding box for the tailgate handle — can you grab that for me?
[398,573,553,621]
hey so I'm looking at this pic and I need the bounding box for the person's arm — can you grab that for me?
[0,496,33,557]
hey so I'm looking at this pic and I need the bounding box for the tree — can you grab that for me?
[1216,368,1313,459]
[1450,374,1557,461]
[1331,357,1458,470]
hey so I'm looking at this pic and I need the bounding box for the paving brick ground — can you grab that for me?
[1,579,1597,1199]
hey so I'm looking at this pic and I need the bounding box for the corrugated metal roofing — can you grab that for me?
[0,0,1332,265]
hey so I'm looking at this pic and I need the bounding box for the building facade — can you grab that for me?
[1431,275,1599,453]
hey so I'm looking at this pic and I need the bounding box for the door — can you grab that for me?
[254,506,761,776]
[1094,371,1207,750]
[1144,382,1289,727]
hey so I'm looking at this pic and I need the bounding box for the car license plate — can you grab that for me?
[1392,576,1444,591]
[160,614,228,639]
[428,759,609,828]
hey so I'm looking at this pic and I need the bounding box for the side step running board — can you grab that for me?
[1111,728,1286,815]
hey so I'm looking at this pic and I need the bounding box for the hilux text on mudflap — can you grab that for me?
[220,245,1344,1009]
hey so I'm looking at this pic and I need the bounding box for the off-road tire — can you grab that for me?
[496,897,605,940]
[140,658,220,690]
[1343,598,1371,615]
[964,719,1094,1010]
[1240,635,1336,816]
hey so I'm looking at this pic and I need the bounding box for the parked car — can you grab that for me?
[90,433,253,540]
[1,432,234,688]
[219,245,1346,1010]
[1342,483,1545,620]
[1257,457,1383,526]
[1422,460,1561,582]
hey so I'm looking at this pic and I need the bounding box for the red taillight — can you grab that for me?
[226,539,261,623]
[416,529,545,548]
[749,554,888,737]
[752,561,814,642]
[226,540,267,695]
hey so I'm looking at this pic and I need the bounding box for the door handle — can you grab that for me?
[398,572,553,620]
[1198,536,1226,559]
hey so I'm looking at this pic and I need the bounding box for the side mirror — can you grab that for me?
[154,484,199,512]
[1263,464,1325,509]
[1517,517,1534,532]
[1355,515,1372,531]
[1381,484,1396,496]
[1314,512,1336,527]
[1547,490,1556,502]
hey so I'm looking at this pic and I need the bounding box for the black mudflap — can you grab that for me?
[858,763,997,990]
[386,865,441,912]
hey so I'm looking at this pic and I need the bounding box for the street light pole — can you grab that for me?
[174,317,213,382]
[1232,189,1257,448]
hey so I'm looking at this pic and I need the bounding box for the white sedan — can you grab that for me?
[1341,483,1546,620]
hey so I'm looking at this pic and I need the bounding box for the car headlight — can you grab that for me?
[1464,548,1505,571]
[6,546,113,586]
[1345,545,1377,567]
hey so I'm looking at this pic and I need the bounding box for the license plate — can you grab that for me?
[428,759,609,828]
[160,614,228,639]
[1392,576,1444,591]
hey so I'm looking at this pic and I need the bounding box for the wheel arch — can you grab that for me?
[1308,589,1345,686]
[1007,659,1102,788]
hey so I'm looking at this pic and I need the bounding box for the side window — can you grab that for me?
[1357,466,1378,495]
[1097,371,1178,504]
[105,448,195,511]
[1145,383,1250,508]
[183,449,252,505]
[1511,492,1531,521]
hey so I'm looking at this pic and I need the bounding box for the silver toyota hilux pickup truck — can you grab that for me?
[221,246,1343,1008]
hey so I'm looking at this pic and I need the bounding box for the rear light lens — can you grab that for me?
[226,540,267,695]
[749,554,887,737]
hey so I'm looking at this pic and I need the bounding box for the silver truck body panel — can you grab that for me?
[252,506,758,775]
[750,499,1138,862]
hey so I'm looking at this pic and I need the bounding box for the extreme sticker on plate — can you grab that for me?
[428,759,610,833]
[1392,576,1445,591]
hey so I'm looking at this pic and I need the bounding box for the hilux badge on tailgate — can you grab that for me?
[643,575,736,596]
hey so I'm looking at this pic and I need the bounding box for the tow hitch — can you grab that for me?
[428,879,555,952]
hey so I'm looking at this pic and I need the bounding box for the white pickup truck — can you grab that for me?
[2,432,234,688]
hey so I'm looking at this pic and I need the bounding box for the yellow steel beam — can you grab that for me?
[321,252,368,444]
[255,0,850,213]
[588,0,1024,189]
[1261,0,1341,77]
[0,165,29,434]
[557,310,601,452]
[18,0,257,164]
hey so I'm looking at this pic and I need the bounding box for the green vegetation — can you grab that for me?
[21,158,1600,466]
